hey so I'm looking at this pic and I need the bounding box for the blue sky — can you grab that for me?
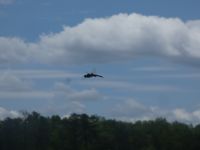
[1,0,200,124]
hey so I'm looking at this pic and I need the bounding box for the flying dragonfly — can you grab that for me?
[83,72,104,78]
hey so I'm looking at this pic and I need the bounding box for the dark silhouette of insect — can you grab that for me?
[84,72,104,78]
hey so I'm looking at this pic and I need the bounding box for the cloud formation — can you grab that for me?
[82,79,180,92]
[0,71,32,92]
[111,99,200,124]
[0,107,21,120]
[0,69,80,79]
[0,13,200,65]
[54,82,105,102]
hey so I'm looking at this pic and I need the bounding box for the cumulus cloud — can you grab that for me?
[54,82,105,101]
[0,70,55,99]
[0,13,200,65]
[0,71,32,92]
[0,107,21,120]
[43,83,97,115]
[111,99,200,124]
[111,99,161,122]
[172,108,192,121]
[44,100,86,116]
[0,70,104,100]
[0,37,31,64]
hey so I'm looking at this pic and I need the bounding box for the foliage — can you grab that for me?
[0,112,199,150]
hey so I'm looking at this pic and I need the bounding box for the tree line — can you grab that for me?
[0,112,200,150]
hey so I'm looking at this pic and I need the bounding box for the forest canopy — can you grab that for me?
[0,112,200,150]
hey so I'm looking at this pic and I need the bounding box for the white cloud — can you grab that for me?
[82,79,180,92]
[154,73,200,79]
[0,70,55,99]
[0,37,30,64]
[0,107,21,120]
[54,82,105,101]
[0,71,32,92]
[0,70,81,100]
[44,101,86,116]
[172,108,192,121]
[131,66,176,72]
[0,71,104,100]
[0,69,80,79]
[111,99,159,122]
[0,0,14,5]
[113,99,149,117]
[193,110,200,120]
[0,91,53,99]
[39,83,106,115]
[111,99,200,124]
[1,13,200,65]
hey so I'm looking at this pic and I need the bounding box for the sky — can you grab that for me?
[0,0,200,124]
